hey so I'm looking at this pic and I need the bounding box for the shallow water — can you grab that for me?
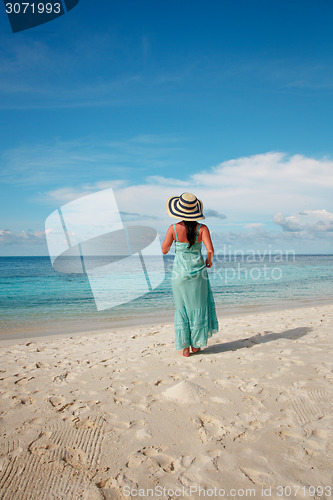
[0,254,332,337]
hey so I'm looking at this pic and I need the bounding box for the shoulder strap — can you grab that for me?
[195,223,202,243]
[173,224,179,242]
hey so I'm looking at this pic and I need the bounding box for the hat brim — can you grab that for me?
[166,195,205,221]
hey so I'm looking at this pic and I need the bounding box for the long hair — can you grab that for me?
[183,220,198,248]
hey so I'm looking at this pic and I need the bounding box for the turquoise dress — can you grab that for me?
[172,224,219,350]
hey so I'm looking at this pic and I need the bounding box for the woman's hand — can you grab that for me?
[206,258,212,268]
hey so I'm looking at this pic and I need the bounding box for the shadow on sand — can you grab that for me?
[203,326,312,355]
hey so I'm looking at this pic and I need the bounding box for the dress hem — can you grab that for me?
[174,326,219,350]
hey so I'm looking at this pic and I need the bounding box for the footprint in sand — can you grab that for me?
[279,428,306,441]
[239,466,277,488]
[127,420,152,440]
[112,419,151,439]
[99,447,180,499]
[239,379,263,394]
[136,428,152,440]
[28,432,59,455]
[14,376,35,386]
[12,395,36,406]
[301,420,333,458]
[193,415,226,443]
[53,373,69,385]
[177,452,221,489]
[63,447,87,469]
[48,395,66,408]
[126,446,179,476]
[99,473,138,499]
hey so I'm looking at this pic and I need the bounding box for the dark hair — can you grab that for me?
[183,220,198,248]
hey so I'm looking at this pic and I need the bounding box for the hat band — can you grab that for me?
[169,199,202,218]
[179,200,197,210]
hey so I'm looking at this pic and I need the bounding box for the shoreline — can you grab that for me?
[1,296,333,345]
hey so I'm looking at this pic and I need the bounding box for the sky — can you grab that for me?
[0,0,333,255]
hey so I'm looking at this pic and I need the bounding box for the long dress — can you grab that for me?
[171,223,219,350]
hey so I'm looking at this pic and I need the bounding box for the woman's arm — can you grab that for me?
[201,225,214,267]
[161,225,175,254]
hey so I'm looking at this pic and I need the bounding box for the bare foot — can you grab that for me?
[191,347,201,353]
[183,348,190,357]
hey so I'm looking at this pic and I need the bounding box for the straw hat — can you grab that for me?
[166,192,205,221]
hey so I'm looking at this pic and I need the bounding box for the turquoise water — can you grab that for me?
[0,255,333,337]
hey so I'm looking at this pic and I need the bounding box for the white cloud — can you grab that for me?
[46,187,92,204]
[0,229,46,246]
[5,143,332,223]
[41,152,333,226]
[133,152,333,221]
[273,213,303,232]
[274,209,333,233]
[11,151,329,255]
[190,153,333,216]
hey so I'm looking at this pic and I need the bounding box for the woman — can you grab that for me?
[162,192,219,357]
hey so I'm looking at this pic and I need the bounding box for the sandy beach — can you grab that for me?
[0,304,333,499]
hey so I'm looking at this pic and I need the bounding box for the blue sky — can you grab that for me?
[1,0,333,255]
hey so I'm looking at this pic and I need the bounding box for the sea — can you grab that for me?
[0,254,333,340]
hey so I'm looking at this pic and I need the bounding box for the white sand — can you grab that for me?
[0,304,333,499]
